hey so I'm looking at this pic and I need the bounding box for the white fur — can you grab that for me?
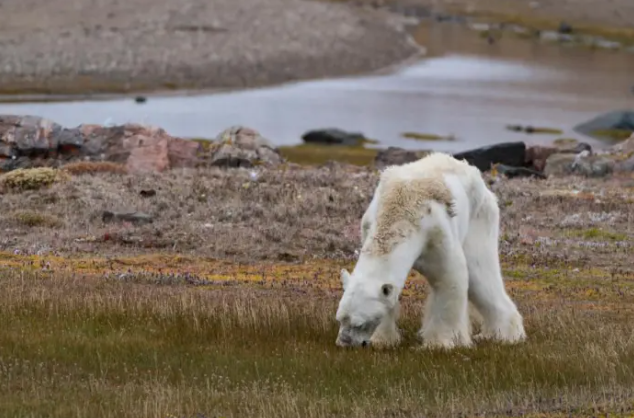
[335,152,526,350]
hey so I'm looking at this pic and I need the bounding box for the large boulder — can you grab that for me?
[544,152,614,178]
[525,141,592,171]
[607,133,634,155]
[452,142,526,172]
[207,126,284,168]
[374,147,430,169]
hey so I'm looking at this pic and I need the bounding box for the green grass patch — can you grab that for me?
[591,129,633,142]
[401,132,456,141]
[278,144,378,166]
[566,227,629,242]
[1,263,634,417]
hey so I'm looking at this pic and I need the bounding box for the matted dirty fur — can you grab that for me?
[363,167,457,257]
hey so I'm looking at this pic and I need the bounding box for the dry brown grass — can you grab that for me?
[61,161,129,176]
[0,165,632,266]
[0,165,633,417]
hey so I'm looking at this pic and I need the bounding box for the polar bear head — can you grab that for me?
[335,268,399,348]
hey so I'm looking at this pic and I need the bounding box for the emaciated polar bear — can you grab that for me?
[335,152,526,350]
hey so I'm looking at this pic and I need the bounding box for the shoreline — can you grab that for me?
[0,31,427,104]
[0,0,423,100]
[1,0,633,101]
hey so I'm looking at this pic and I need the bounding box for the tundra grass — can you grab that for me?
[1,254,634,418]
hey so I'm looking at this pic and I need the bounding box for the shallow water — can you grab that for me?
[0,22,633,152]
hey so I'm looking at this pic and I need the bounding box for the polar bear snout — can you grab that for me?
[336,333,353,347]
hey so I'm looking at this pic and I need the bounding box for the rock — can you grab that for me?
[374,147,430,169]
[139,189,157,198]
[134,96,147,104]
[616,156,634,172]
[525,142,592,171]
[452,142,526,172]
[573,110,634,140]
[544,153,615,178]
[209,126,284,168]
[102,211,154,225]
[615,156,634,172]
[0,114,203,174]
[301,128,367,146]
[0,115,63,157]
[495,164,546,179]
[608,133,634,155]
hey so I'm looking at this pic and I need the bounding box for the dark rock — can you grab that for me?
[139,189,157,198]
[134,96,147,104]
[495,164,546,179]
[302,128,367,146]
[558,21,573,34]
[574,110,634,139]
[374,147,431,169]
[453,142,526,172]
[102,211,154,225]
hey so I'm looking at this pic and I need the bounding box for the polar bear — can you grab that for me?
[335,152,526,350]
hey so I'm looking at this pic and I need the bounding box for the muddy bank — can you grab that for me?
[0,0,421,96]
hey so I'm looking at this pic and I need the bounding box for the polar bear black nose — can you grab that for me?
[362,340,368,347]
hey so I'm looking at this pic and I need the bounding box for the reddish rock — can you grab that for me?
[0,117,285,173]
[374,147,430,169]
[0,115,208,173]
[525,145,558,172]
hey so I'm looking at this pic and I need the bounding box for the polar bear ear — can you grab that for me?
[340,269,351,290]
[381,284,394,297]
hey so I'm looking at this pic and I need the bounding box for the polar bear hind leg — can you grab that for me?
[464,190,527,344]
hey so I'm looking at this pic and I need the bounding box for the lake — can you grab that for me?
[0,22,632,152]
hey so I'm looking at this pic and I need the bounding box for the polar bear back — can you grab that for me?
[364,152,493,256]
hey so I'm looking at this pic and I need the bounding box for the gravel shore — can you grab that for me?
[0,0,421,95]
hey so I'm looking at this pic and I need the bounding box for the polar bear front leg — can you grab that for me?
[370,305,402,349]
[417,247,472,350]
[370,317,401,349]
